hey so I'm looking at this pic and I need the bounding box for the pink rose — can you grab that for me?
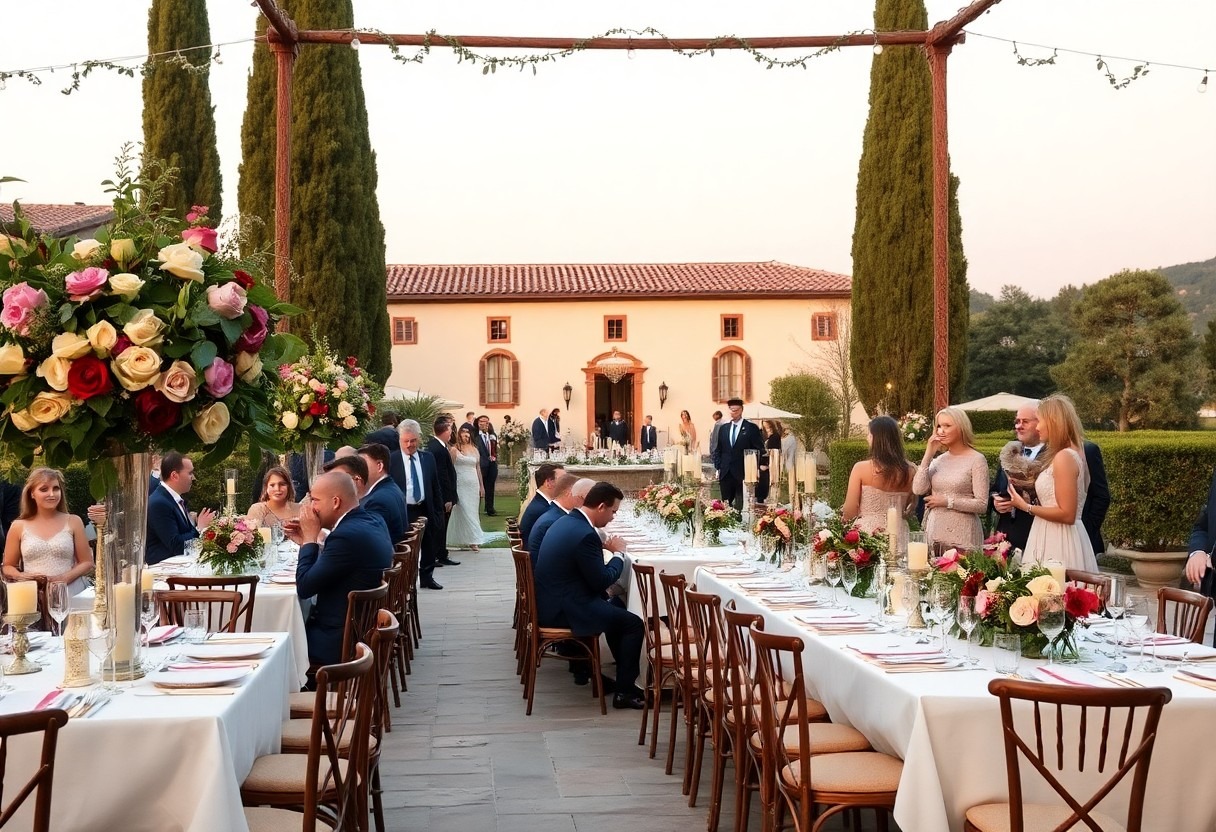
[185,205,208,224]
[933,548,962,572]
[234,305,268,352]
[1,282,49,336]
[182,226,218,253]
[205,282,247,320]
[111,335,133,357]
[843,528,860,545]
[65,266,110,302]
[203,357,235,398]
[975,589,993,617]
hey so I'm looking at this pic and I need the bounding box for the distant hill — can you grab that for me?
[1161,256,1216,333]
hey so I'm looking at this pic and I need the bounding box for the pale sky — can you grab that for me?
[2,1,1213,299]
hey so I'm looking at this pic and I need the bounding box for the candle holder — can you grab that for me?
[224,467,238,517]
[92,511,108,620]
[905,568,929,629]
[4,612,44,675]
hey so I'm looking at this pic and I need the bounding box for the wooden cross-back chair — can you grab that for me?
[1064,569,1111,606]
[0,708,69,832]
[166,575,259,632]
[1156,586,1214,644]
[156,589,243,633]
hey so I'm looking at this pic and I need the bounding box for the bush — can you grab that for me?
[962,409,1018,435]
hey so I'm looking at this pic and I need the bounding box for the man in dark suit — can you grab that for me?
[357,444,408,544]
[364,412,400,452]
[1186,466,1216,606]
[390,419,452,588]
[428,417,460,565]
[289,471,393,666]
[474,414,499,516]
[146,452,216,565]
[1081,440,1110,556]
[460,411,476,437]
[519,463,564,546]
[606,410,629,447]
[639,415,658,451]
[711,398,767,511]
[707,410,724,463]
[531,409,550,451]
[990,405,1045,552]
[547,408,562,449]
[528,475,592,564]
[533,481,645,709]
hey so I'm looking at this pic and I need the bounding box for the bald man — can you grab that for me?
[527,476,594,564]
[288,471,393,666]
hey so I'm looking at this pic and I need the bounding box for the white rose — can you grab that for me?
[9,407,37,431]
[817,529,832,541]
[111,346,162,391]
[72,239,102,260]
[235,351,262,383]
[336,400,354,419]
[108,272,145,301]
[85,321,118,356]
[281,411,299,430]
[110,238,137,266]
[342,415,358,429]
[123,308,166,347]
[51,332,92,360]
[155,360,198,403]
[157,242,205,282]
[0,343,26,375]
[985,577,1006,593]
[192,402,230,445]
[28,391,73,424]
[1026,575,1061,598]
[36,356,71,391]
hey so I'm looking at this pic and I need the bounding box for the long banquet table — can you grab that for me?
[0,632,295,831]
[692,568,1216,832]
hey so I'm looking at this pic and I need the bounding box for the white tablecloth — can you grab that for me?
[0,633,295,831]
[626,546,743,619]
[696,571,1216,832]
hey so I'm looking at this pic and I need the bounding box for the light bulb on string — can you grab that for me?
[1199,72,1209,94]
[873,44,884,55]
[350,36,361,50]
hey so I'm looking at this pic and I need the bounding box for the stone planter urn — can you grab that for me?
[1108,546,1188,591]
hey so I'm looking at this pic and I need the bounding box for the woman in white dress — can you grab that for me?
[678,410,698,455]
[1009,395,1098,572]
[2,468,93,595]
[447,426,487,552]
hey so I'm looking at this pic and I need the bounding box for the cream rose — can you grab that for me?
[123,308,166,347]
[111,346,162,391]
[235,351,262,383]
[36,356,71,391]
[157,242,205,282]
[86,321,118,356]
[0,343,26,375]
[110,238,137,265]
[72,239,102,260]
[28,391,73,425]
[51,332,91,360]
[108,272,145,301]
[9,407,37,431]
[985,577,1006,593]
[155,360,198,403]
[281,411,299,430]
[1026,576,1061,598]
[342,415,358,429]
[1009,596,1039,627]
[336,400,355,419]
[0,236,21,258]
[192,402,230,444]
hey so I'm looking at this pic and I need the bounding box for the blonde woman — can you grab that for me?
[1008,395,1098,571]
[913,406,989,550]
[246,466,303,531]
[678,410,698,455]
[2,468,93,595]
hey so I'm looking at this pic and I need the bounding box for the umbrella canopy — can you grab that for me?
[742,402,802,420]
[953,392,1038,412]
[382,385,464,410]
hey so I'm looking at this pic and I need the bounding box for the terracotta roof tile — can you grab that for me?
[0,203,115,237]
[385,262,850,301]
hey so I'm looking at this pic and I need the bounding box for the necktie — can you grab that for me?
[409,454,422,504]
[731,422,739,446]
[177,497,189,521]
[1023,447,1033,457]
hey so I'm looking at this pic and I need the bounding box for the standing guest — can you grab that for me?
[756,419,782,503]
[531,409,551,451]
[324,455,368,497]
[913,406,989,551]
[288,471,392,666]
[706,410,724,462]
[678,410,699,454]
[460,411,477,436]
[288,448,334,502]
[528,476,593,562]
[990,404,1044,552]
[364,411,400,452]
[607,410,629,447]
[1081,440,1110,556]
[2,468,93,595]
[447,425,486,552]
[357,444,408,544]
[520,463,565,546]
[246,465,303,532]
[146,452,163,496]
[533,482,645,710]
[712,398,766,511]
[1186,466,1216,614]
[780,422,798,474]
[547,408,562,449]
[391,419,449,588]
[842,416,916,533]
[475,414,499,516]
[146,452,217,565]
[640,415,658,451]
[429,418,459,563]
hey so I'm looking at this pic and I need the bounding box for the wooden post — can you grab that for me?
[928,42,951,414]
[269,34,297,321]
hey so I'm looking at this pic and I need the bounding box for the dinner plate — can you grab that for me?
[183,643,271,661]
[269,576,296,585]
[151,666,250,689]
[160,555,192,565]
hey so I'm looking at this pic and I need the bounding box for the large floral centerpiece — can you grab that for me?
[633,482,697,532]
[702,499,740,545]
[931,534,1102,656]
[0,155,303,497]
[755,505,810,564]
[898,412,931,442]
[272,338,378,451]
[810,512,886,595]
[497,419,531,466]
[197,515,265,576]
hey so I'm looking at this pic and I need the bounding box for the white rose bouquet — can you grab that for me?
[272,338,379,450]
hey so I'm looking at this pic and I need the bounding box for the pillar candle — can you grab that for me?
[808,456,817,496]
[7,580,37,615]
[907,542,929,571]
[141,568,155,592]
[226,477,236,496]
[258,527,273,545]
[891,573,908,614]
[743,453,758,484]
[886,506,899,554]
[1045,560,1067,590]
[112,581,136,664]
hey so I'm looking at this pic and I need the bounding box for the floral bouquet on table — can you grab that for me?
[701,499,740,546]
[898,411,931,442]
[655,485,697,533]
[755,506,809,564]
[272,338,379,450]
[0,152,304,498]
[497,419,531,465]
[634,483,673,518]
[198,515,265,576]
[810,512,886,595]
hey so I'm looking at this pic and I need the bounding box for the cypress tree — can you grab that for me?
[237,1,392,383]
[850,0,968,415]
[142,0,222,221]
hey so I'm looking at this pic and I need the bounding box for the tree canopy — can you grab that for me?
[769,373,840,451]
[965,286,1072,400]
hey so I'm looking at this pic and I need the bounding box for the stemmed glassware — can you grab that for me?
[840,560,858,608]
[140,590,159,649]
[1127,596,1163,673]
[87,613,118,692]
[1106,577,1126,650]
[1037,593,1067,666]
[957,596,979,665]
[824,557,842,608]
[928,582,955,655]
[47,581,70,651]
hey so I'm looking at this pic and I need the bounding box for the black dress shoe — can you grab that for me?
[573,671,590,686]
[612,693,645,710]
[421,578,443,590]
[485,511,498,516]
[437,556,461,567]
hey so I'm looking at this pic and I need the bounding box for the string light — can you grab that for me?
[873,44,884,55]
[350,36,360,50]
[1199,72,1209,94]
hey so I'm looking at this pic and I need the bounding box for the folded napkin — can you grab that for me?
[850,646,947,659]
[801,623,881,635]
[1156,642,1216,661]
[144,625,181,645]
[1031,666,1116,687]
[1113,633,1190,648]
[760,595,821,605]
[795,612,867,623]
[166,662,255,671]
[1178,667,1216,684]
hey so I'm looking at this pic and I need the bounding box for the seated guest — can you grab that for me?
[245,465,303,532]
[146,452,216,565]
[519,463,565,546]
[533,481,645,710]
[324,455,369,499]
[2,468,93,595]
[287,471,393,665]
[528,476,592,563]
[357,443,407,543]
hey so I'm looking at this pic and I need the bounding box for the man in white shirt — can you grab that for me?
[146,452,216,565]
[990,404,1043,551]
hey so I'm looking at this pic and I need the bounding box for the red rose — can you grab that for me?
[351,368,361,377]
[111,335,133,357]
[843,528,860,545]
[309,401,328,417]
[234,304,268,352]
[134,388,181,435]
[66,355,113,400]
[204,530,217,541]
[961,571,985,598]
[852,549,872,566]
[367,402,375,416]
[1065,586,1101,619]
[232,270,254,289]
[346,356,358,368]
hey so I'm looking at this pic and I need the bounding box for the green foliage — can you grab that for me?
[237,15,275,258]
[969,288,996,314]
[1203,320,1216,385]
[965,286,1072,399]
[850,0,968,415]
[377,394,447,442]
[962,409,1019,435]
[1051,269,1202,431]
[1160,256,1216,334]
[237,1,392,384]
[142,0,222,221]
[768,373,840,450]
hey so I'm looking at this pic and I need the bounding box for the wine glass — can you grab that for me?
[1106,576,1126,649]
[824,557,842,608]
[47,581,71,650]
[140,590,159,649]
[958,596,979,665]
[929,583,955,655]
[1127,597,1163,673]
[840,560,859,607]
[1037,593,1067,666]
[87,613,118,692]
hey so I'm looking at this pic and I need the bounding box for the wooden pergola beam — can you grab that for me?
[290,31,937,50]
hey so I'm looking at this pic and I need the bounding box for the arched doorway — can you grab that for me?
[583,350,646,449]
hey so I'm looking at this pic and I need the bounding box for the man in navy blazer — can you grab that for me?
[533,481,645,709]
[357,444,408,543]
[711,398,767,511]
[547,409,562,448]
[390,419,450,589]
[1080,440,1110,556]
[519,463,564,547]
[146,452,216,565]
[528,476,592,564]
[474,415,499,516]
[289,472,393,666]
[531,409,550,451]
[364,412,400,453]
[640,416,658,452]
[1185,466,1216,618]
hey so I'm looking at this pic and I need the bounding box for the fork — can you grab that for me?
[68,690,99,718]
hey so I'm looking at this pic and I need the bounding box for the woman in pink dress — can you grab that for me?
[842,415,917,534]
[913,406,990,551]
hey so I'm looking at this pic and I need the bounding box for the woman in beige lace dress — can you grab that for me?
[245,466,303,532]
[678,410,698,455]
[842,416,916,534]
[2,468,93,595]
[913,406,990,550]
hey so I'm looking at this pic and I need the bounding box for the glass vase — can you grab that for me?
[302,440,328,495]
[100,451,152,681]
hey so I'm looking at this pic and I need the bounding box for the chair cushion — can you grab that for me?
[287,691,338,719]
[965,803,1127,832]
[749,722,871,756]
[723,697,824,725]
[279,718,378,756]
[241,753,348,795]
[244,806,335,832]
[780,751,902,794]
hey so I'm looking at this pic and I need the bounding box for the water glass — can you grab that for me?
[47,581,71,646]
[183,609,207,644]
[1037,594,1067,665]
[841,560,859,605]
[1106,576,1126,644]
[825,557,842,607]
[994,632,1021,675]
[958,596,979,665]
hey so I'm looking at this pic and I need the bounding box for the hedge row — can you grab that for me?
[827,431,1216,550]
[961,409,1019,435]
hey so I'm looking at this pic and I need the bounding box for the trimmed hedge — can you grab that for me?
[961,409,1018,435]
[828,431,1216,551]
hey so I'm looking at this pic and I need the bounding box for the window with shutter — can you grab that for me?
[391,317,417,345]
[811,313,838,341]
[712,347,749,402]
[487,317,511,343]
[480,350,519,407]
[604,316,627,342]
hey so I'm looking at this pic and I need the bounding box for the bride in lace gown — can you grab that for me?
[1010,395,1098,572]
[447,426,486,551]
[842,416,917,534]
[2,468,93,595]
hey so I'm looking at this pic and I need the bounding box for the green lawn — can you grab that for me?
[478,493,520,547]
